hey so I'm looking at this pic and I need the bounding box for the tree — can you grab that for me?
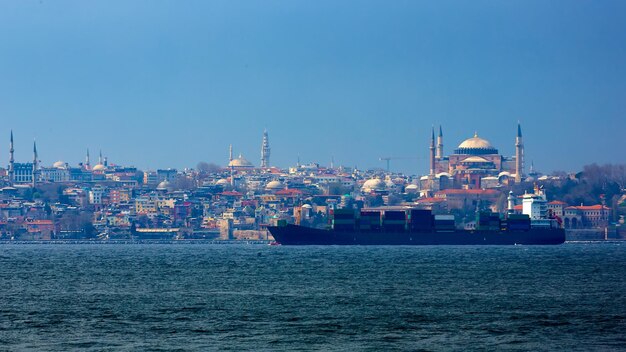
[136,214,150,228]
[326,182,350,196]
[36,184,66,203]
[58,210,96,238]
[197,162,221,174]
[386,194,402,206]
[365,195,384,207]
[171,175,196,190]
[134,170,145,184]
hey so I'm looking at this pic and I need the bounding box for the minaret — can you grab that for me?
[436,125,443,159]
[260,129,270,168]
[229,145,234,187]
[98,150,103,165]
[429,127,436,176]
[32,139,38,187]
[8,131,14,184]
[85,149,91,169]
[515,122,524,183]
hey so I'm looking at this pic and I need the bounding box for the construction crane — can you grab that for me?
[379,156,422,172]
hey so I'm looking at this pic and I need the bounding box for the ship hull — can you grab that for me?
[268,225,565,245]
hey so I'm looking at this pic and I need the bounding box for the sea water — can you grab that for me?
[0,243,624,351]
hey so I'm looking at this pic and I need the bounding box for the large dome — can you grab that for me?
[361,178,386,192]
[53,161,66,169]
[455,133,498,155]
[405,184,419,191]
[265,180,284,190]
[157,180,170,190]
[216,178,230,186]
[228,154,254,168]
[92,164,106,171]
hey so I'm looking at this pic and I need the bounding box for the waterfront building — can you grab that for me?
[563,205,610,229]
[40,161,71,182]
[89,185,105,205]
[69,167,93,182]
[143,171,158,185]
[157,169,177,183]
[7,135,40,186]
[547,200,566,218]
[13,163,35,184]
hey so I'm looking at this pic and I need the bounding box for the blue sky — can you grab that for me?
[1,1,625,174]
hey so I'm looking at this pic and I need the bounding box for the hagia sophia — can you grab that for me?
[421,123,524,192]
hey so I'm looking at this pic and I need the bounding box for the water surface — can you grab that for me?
[0,243,624,351]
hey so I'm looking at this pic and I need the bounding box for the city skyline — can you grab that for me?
[1,1,625,173]
[2,123,619,175]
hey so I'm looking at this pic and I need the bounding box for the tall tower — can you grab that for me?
[228,144,234,187]
[515,122,524,183]
[260,129,270,168]
[98,150,103,165]
[436,125,443,159]
[8,130,14,184]
[32,139,38,187]
[429,127,436,176]
[85,149,91,169]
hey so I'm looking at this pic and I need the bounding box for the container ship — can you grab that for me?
[267,208,565,245]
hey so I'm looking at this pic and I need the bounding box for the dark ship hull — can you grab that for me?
[268,224,565,245]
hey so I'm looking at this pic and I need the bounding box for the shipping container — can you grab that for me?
[360,211,381,231]
[434,215,455,221]
[508,214,530,220]
[333,209,356,220]
[384,210,406,220]
[333,219,356,224]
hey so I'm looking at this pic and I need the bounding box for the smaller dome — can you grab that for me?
[436,172,451,178]
[498,171,512,177]
[302,204,313,209]
[265,180,284,190]
[216,178,230,186]
[92,164,106,171]
[392,177,405,185]
[53,161,66,169]
[405,184,419,190]
[462,156,489,163]
[157,180,170,190]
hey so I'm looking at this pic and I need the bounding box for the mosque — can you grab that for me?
[421,123,524,191]
[227,129,271,170]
